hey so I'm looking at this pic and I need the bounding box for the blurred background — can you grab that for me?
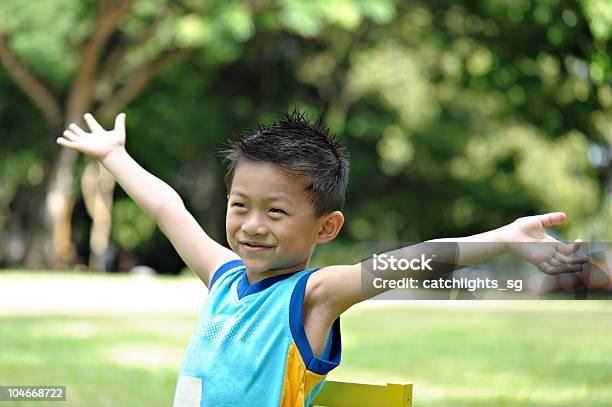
[1,0,611,406]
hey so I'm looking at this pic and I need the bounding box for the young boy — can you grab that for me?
[57,111,588,406]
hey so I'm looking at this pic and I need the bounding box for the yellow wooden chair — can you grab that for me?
[310,380,413,407]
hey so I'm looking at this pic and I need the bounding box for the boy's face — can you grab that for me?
[226,161,328,273]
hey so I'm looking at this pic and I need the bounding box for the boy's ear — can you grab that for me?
[316,211,345,244]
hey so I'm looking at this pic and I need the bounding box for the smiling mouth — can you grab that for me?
[240,242,275,251]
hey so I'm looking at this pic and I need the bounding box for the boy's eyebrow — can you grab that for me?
[230,191,295,206]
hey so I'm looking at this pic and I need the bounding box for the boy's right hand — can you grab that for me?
[57,113,126,160]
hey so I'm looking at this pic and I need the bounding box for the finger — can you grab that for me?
[56,137,79,150]
[62,130,80,142]
[538,260,581,275]
[114,112,126,131]
[538,261,555,275]
[68,123,88,137]
[553,251,590,264]
[537,212,566,228]
[550,263,587,275]
[545,262,570,275]
[83,113,104,132]
[556,239,582,256]
[548,256,562,267]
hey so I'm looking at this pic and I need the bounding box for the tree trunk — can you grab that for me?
[81,161,116,271]
[9,133,80,269]
[15,117,115,271]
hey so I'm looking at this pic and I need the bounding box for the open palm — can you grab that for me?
[56,113,126,160]
[506,212,588,274]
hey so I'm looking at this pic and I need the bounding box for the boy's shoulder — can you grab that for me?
[208,259,245,288]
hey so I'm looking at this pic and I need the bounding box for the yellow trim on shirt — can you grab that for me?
[279,341,326,406]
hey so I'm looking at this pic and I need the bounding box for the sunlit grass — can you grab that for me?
[1,272,611,406]
[0,315,194,406]
[332,305,612,407]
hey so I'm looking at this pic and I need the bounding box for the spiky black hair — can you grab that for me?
[222,109,350,216]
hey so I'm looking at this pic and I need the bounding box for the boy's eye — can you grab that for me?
[269,208,287,215]
[231,202,246,208]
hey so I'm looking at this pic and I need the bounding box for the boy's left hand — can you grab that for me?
[503,212,589,274]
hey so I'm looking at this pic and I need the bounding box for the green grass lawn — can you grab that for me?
[1,273,611,406]
[334,304,612,406]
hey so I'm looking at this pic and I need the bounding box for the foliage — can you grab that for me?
[0,0,610,271]
[111,199,156,249]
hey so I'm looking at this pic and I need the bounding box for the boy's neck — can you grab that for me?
[245,260,310,285]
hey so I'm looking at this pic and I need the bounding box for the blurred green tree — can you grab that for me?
[0,0,395,270]
[296,0,611,243]
[1,0,609,272]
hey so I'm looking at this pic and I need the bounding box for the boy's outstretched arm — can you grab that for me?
[311,212,589,319]
[57,113,238,286]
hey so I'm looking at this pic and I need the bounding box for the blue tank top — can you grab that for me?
[173,259,341,407]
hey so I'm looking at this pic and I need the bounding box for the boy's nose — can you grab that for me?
[241,214,269,236]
